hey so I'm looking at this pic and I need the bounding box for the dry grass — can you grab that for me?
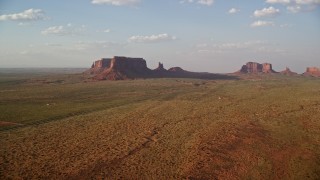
[0,73,320,179]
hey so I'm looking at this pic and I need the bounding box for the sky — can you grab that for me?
[0,0,319,73]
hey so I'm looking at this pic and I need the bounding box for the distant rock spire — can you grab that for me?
[158,62,164,69]
[154,62,166,71]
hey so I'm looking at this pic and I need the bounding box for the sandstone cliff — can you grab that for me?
[303,67,320,77]
[239,62,277,74]
[89,56,151,80]
[86,58,112,75]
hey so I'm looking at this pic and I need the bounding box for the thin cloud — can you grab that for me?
[266,0,320,13]
[197,0,214,6]
[91,0,141,6]
[41,26,68,36]
[180,0,214,6]
[104,29,111,33]
[45,43,62,47]
[194,40,284,54]
[179,0,194,4]
[228,8,240,14]
[41,25,86,36]
[266,0,320,5]
[251,20,275,27]
[266,0,290,4]
[254,7,280,18]
[280,23,293,28]
[18,22,31,26]
[0,9,47,21]
[96,29,112,33]
[128,33,177,43]
[294,0,320,5]
[287,5,302,12]
[67,41,127,52]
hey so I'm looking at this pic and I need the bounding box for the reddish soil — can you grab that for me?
[182,121,318,179]
[0,121,23,127]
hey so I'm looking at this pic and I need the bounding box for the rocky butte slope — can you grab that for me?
[85,56,236,80]
[303,67,320,77]
[280,67,298,76]
[88,58,112,75]
[238,62,277,74]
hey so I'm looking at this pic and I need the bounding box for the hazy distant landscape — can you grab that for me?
[0,68,86,74]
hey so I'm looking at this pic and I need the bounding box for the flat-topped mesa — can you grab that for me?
[110,56,148,73]
[89,56,151,80]
[303,67,320,77]
[239,62,276,74]
[280,67,298,76]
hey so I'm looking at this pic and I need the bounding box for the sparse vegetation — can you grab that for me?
[0,72,320,179]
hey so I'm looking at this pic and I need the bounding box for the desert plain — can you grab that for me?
[0,69,319,179]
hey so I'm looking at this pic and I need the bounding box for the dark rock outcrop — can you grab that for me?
[303,67,320,77]
[153,62,168,77]
[238,62,276,74]
[280,67,298,76]
[168,67,185,72]
[154,62,166,71]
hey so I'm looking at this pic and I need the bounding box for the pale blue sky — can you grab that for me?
[0,0,319,73]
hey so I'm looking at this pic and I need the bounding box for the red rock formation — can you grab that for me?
[262,63,275,73]
[85,58,112,75]
[303,67,320,77]
[85,56,237,80]
[240,62,262,73]
[239,62,276,74]
[280,67,298,76]
[94,56,151,80]
[94,58,112,68]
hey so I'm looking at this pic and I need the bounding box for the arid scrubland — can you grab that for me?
[1,74,320,179]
